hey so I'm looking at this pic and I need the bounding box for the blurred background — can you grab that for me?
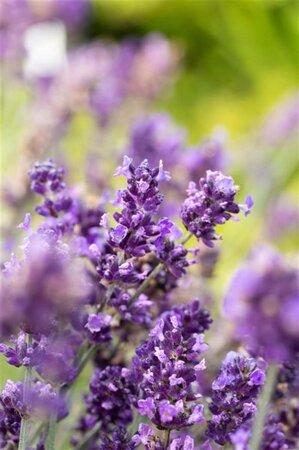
[1,0,298,390]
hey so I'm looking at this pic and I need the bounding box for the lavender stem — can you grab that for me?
[164,429,171,447]
[18,334,33,450]
[129,262,164,304]
[249,363,278,450]
[46,412,57,450]
[75,422,101,450]
[180,232,193,245]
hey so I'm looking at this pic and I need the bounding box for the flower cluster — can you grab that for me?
[224,246,299,363]
[93,156,190,323]
[181,170,253,247]
[2,5,297,448]
[0,232,87,338]
[206,351,266,445]
[0,379,67,447]
[131,300,211,432]
[1,379,67,421]
[2,154,293,450]
[75,366,136,447]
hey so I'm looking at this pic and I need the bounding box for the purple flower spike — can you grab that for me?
[206,351,266,445]
[75,366,137,447]
[224,246,299,363]
[181,170,252,247]
[130,300,209,430]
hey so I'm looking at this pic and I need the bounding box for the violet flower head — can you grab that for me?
[1,379,67,422]
[181,170,253,247]
[109,290,153,326]
[162,300,212,337]
[1,233,89,336]
[29,159,66,196]
[156,240,189,279]
[128,114,185,168]
[114,156,164,214]
[206,351,266,446]
[105,157,175,259]
[224,246,299,363]
[131,300,209,430]
[29,159,75,223]
[85,313,112,344]
[99,427,136,450]
[0,384,21,447]
[0,330,80,386]
[76,366,136,445]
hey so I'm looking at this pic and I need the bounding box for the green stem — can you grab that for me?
[46,413,57,450]
[18,334,33,450]
[75,422,101,450]
[129,262,164,305]
[98,284,115,312]
[29,423,45,445]
[164,429,171,447]
[249,364,279,450]
[77,344,98,376]
[180,232,193,246]
[128,233,192,307]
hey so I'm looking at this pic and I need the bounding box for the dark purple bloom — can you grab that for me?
[206,351,265,445]
[109,291,153,325]
[162,300,212,337]
[155,240,190,279]
[1,380,67,422]
[29,159,66,196]
[0,330,81,385]
[114,157,164,214]
[131,301,209,430]
[29,160,80,237]
[1,233,89,337]
[224,246,299,363]
[0,332,29,367]
[181,170,252,247]
[85,313,112,343]
[0,386,21,447]
[75,366,136,446]
[99,427,136,450]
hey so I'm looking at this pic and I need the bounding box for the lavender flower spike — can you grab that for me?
[181,170,253,247]
[131,300,210,431]
[224,246,299,363]
[206,351,266,446]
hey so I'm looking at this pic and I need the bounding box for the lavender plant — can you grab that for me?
[0,155,298,450]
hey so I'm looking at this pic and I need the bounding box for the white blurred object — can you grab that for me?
[23,21,67,78]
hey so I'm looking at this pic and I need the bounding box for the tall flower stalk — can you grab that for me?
[249,364,279,450]
[18,334,32,450]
